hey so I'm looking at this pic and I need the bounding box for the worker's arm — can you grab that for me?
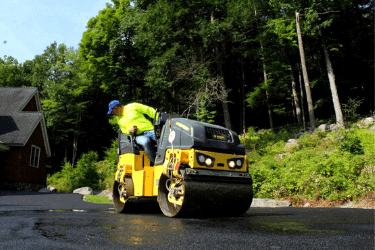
[134,103,156,119]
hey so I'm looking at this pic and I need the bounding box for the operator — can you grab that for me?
[108,100,157,164]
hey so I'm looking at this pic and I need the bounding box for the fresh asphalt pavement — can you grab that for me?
[0,191,374,250]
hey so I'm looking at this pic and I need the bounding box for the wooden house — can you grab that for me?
[0,87,51,191]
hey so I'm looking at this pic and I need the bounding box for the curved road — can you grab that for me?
[0,191,373,250]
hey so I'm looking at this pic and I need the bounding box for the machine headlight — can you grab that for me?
[198,155,205,164]
[196,152,215,167]
[228,161,236,168]
[205,158,213,166]
[227,158,244,169]
[236,159,242,167]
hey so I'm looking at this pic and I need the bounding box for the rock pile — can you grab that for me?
[284,115,375,152]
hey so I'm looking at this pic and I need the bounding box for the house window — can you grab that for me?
[30,145,41,168]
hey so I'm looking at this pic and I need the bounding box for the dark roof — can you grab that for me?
[0,87,51,156]
[0,113,42,145]
[0,87,38,112]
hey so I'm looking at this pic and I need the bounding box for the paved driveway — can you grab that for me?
[0,191,112,211]
[0,191,374,250]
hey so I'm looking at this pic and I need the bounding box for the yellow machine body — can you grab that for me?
[114,149,249,199]
[112,116,253,217]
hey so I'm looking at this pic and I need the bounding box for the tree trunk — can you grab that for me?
[219,64,232,130]
[72,133,78,168]
[290,71,302,126]
[211,13,232,130]
[241,60,246,130]
[296,12,316,129]
[255,9,274,132]
[322,37,345,128]
[71,114,81,168]
[298,64,307,131]
[260,43,274,132]
[264,68,274,132]
[291,96,296,124]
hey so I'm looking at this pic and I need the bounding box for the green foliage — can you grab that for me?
[48,138,119,192]
[96,140,118,190]
[338,131,364,155]
[342,97,364,122]
[246,85,266,108]
[0,56,26,87]
[247,127,375,202]
[74,151,100,190]
[197,94,217,124]
[47,160,76,193]
[1,0,373,178]
[48,151,100,192]
[242,126,293,151]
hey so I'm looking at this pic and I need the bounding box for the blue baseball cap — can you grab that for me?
[108,100,121,114]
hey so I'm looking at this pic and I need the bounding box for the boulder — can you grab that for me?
[339,201,355,208]
[329,124,339,131]
[251,198,292,207]
[363,117,374,125]
[97,190,111,196]
[369,125,375,133]
[316,124,340,132]
[284,139,299,151]
[73,187,93,195]
[39,186,58,193]
[357,123,365,129]
[97,190,113,201]
[317,124,328,131]
[303,203,311,207]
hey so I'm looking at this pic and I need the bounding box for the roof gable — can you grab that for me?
[0,87,51,156]
[0,87,39,112]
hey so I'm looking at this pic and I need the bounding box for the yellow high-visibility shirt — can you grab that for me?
[116,103,156,135]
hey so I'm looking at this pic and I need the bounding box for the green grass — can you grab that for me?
[245,126,375,202]
[83,195,113,204]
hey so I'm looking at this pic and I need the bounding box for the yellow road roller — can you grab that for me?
[112,113,253,217]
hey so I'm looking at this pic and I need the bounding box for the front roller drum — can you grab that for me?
[112,178,134,213]
[157,174,253,218]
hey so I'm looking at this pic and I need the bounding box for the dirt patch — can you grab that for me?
[284,192,374,209]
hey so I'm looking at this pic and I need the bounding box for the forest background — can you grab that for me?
[0,0,373,176]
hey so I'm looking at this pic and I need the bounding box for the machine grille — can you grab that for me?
[205,127,233,142]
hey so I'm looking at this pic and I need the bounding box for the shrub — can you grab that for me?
[47,160,76,193]
[96,160,116,190]
[96,139,118,190]
[338,131,364,155]
[48,151,100,192]
[342,97,363,122]
[74,151,100,190]
[48,138,120,193]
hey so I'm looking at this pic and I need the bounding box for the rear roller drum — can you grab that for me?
[112,178,134,213]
